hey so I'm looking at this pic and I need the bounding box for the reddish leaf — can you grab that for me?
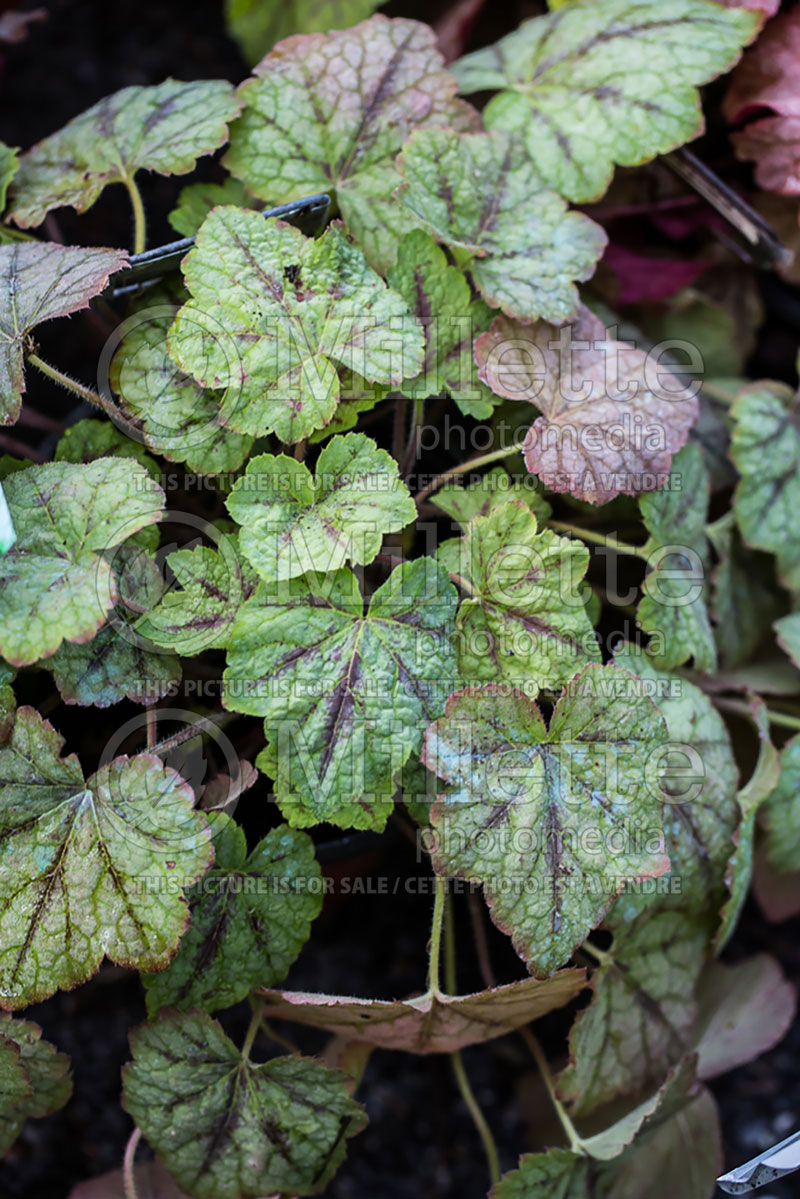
[602,244,710,305]
[434,0,488,63]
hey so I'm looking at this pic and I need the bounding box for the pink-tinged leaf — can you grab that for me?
[261,971,586,1053]
[434,0,488,63]
[0,8,47,45]
[752,844,800,922]
[725,8,800,124]
[691,954,796,1080]
[602,244,710,305]
[0,242,128,425]
[732,115,800,195]
[474,306,698,505]
[715,0,779,15]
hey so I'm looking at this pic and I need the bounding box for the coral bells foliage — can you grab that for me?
[2,4,800,1198]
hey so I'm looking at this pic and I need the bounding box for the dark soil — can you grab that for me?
[1,2,800,1198]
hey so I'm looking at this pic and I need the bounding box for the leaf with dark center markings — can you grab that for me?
[453,0,760,203]
[7,80,240,228]
[0,707,211,1009]
[422,666,669,976]
[224,16,479,271]
[223,558,459,830]
[122,1010,366,1198]
[0,1013,71,1153]
[143,815,322,1015]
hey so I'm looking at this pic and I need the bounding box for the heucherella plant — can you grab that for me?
[1,3,799,1197]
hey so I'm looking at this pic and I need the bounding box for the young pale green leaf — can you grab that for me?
[0,143,18,214]
[110,297,254,477]
[8,80,240,227]
[137,536,256,656]
[167,209,424,443]
[0,459,164,666]
[475,308,698,505]
[776,612,800,671]
[557,911,709,1115]
[225,0,382,66]
[638,444,716,673]
[453,0,760,203]
[423,667,669,976]
[492,1150,590,1198]
[579,1055,699,1161]
[122,1010,367,1198]
[441,501,600,692]
[715,698,781,952]
[226,434,416,582]
[731,382,800,592]
[224,559,459,830]
[0,1014,71,1153]
[261,968,585,1053]
[168,176,251,237]
[143,816,321,1015]
[385,229,497,418]
[48,548,180,708]
[0,707,212,1009]
[610,643,738,921]
[432,466,552,527]
[224,16,477,271]
[0,242,128,424]
[54,418,161,480]
[398,130,606,324]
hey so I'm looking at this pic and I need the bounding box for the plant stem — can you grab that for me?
[145,708,157,751]
[520,1028,584,1155]
[26,352,124,422]
[448,570,478,597]
[123,172,147,254]
[468,890,497,990]
[581,938,614,968]
[400,398,424,479]
[242,997,265,1063]
[548,520,650,561]
[450,1050,501,1187]
[714,696,800,732]
[428,875,447,998]
[149,712,235,757]
[122,1127,142,1199]
[415,445,520,505]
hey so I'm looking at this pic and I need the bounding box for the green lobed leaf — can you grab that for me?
[422,666,669,976]
[226,433,416,582]
[143,815,322,1015]
[637,444,717,673]
[168,176,251,238]
[432,466,552,527]
[8,80,240,227]
[578,1055,699,1161]
[760,732,800,876]
[398,130,606,324]
[709,521,782,671]
[226,0,382,66]
[731,382,800,592]
[137,535,257,656]
[48,547,181,708]
[0,459,165,667]
[0,662,14,745]
[440,500,600,692]
[610,643,738,921]
[54,418,161,480]
[307,370,389,442]
[0,707,212,1008]
[453,0,760,203]
[0,242,128,425]
[475,308,698,505]
[492,1150,590,1198]
[122,1009,367,1198]
[224,558,459,830]
[557,910,709,1115]
[224,15,478,271]
[110,294,254,477]
[385,229,498,418]
[0,1014,71,1153]
[167,208,424,443]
